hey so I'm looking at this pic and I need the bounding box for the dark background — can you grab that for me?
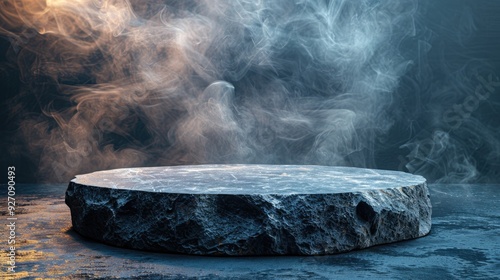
[1,0,499,184]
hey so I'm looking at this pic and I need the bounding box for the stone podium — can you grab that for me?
[65,165,431,255]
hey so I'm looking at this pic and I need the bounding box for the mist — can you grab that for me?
[1,0,499,183]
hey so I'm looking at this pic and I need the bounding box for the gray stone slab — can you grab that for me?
[65,165,431,255]
[2,183,499,279]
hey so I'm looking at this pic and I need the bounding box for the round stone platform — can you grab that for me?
[65,165,431,256]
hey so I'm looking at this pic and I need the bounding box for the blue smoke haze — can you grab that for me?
[0,0,499,183]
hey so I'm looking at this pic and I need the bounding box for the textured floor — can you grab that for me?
[1,183,499,279]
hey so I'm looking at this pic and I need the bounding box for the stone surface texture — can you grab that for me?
[65,165,431,256]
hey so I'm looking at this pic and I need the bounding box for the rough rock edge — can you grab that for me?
[65,180,431,256]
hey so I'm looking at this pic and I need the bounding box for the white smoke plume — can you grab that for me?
[1,0,498,183]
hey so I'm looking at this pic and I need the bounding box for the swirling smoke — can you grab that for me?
[0,0,499,183]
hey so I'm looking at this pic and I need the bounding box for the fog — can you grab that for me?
[1,0,499,183]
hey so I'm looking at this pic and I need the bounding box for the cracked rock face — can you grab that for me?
[65,165,431,256]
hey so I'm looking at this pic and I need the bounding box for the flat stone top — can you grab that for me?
[70,165,425,195]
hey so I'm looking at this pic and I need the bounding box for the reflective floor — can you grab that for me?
[1,183,499,279]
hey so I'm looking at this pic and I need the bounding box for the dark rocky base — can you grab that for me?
[65,165,431,256]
